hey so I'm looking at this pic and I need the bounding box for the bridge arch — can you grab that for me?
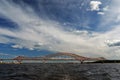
[13,56,29,64]
[4,52,105,64]
[44,52,88,63]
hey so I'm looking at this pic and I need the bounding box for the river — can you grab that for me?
[0,63,120,80]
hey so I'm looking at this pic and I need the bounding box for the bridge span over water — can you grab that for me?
[0,52,105,64]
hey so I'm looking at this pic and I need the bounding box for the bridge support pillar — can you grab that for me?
[16,60,22,64]
[80,60,84,64]
[42,59,46,63]
[0,59,3,63]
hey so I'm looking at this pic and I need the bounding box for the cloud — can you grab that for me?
[105,40,120,47]
[97,12,104,15]
[0,0,120,59]
[100,0,120,27]
[108,42,120,47]
[96,6,109,16]
[103,6,109,11]
[90,1,102,11]
[0,36,10,43]
[11,44,23,49]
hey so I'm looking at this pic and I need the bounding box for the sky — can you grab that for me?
[0,0,120,59]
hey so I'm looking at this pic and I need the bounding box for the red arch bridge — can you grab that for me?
[0,52,106,64]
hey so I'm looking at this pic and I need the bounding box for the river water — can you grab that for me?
[0,63,120,80]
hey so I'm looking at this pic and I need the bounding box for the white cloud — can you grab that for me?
[90,1,102,11]
[100,0,120,27]
[103,6,109,11]
[97,12,104,15]
[0,36,10,43]
[11,44,23,49]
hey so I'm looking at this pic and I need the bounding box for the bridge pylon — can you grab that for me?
[16,60,22,64]
[13,56,25,64]
[0,59,3,64]
[80,60,84,64]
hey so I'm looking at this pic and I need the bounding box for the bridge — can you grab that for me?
[0,52,106,64]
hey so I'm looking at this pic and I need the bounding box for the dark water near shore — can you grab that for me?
[0,63,120,80]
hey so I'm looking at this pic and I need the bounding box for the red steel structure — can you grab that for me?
[0,52,106,64]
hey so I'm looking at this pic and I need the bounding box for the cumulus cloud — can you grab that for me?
[0,0,120,59]
[90,1,102,11]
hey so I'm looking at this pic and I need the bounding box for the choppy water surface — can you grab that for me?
[0,63,120,80]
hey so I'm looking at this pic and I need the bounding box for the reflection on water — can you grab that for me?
[0,63,120,80]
